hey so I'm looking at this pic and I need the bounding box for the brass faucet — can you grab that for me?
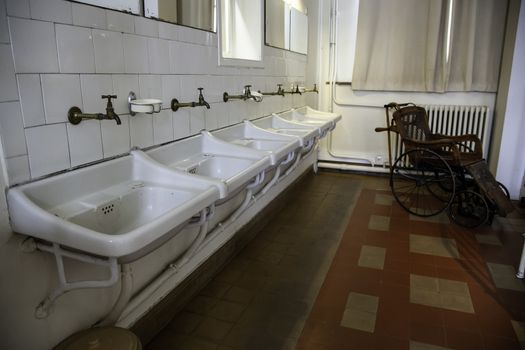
[283,84,302,95]
[171,88,211,112]
[223,85,258,102]
[258,84,285,97]
[68,95,121,125]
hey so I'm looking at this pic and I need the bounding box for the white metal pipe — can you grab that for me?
[256,166,281,199]
[97,264,134,326]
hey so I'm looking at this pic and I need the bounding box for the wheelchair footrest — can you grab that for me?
[465,160,514,217]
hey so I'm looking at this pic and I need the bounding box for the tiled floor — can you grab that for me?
[146,171,525,350]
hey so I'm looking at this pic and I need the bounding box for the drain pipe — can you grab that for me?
[96,263,133,326]
[517,233,525,279]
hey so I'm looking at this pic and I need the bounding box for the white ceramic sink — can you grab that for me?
[211,121,301,165]
[137,131,271,198]
[251,115,319,147]
[7,154,220,260]
[275,107,341,137]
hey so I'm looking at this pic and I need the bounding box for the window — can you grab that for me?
[219,0,263,66]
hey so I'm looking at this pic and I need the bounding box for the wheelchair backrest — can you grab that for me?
[392,106,432,144]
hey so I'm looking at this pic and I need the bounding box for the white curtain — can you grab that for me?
[352,0,507,92]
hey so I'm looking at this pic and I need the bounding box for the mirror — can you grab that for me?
[144,0,216,32]
[265,0,307,54]
[72,0,141,14]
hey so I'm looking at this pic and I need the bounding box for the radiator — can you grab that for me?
[392,104,492,163]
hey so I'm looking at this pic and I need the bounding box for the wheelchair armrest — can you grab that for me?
[431,133,482,153]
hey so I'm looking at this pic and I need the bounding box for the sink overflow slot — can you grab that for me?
[101,204,115,215]
[188,166,198,174]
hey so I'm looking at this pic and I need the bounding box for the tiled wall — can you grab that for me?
[0,0,307,185]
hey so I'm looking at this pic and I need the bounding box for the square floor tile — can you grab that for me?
[340,308,377,333]
[194,317,234,341]
[409,212,450,224]
[375,194,393,206]
[345,292,379,314]
[475,234,503,246]
[487,263,525,292]
[358,245,386,270]
[410,275,474,314]
[369,215,390,231]
[410,234,459,258]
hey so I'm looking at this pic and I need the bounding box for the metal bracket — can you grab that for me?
[34,242,119,319]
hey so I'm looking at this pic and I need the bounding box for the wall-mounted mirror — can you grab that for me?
[72,0,141,14]
[265,0,307,54]
[144,0,216,32]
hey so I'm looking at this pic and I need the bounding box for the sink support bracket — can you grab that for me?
[34,241,119,319]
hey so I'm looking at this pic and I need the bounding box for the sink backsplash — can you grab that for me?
[0,0,311,186]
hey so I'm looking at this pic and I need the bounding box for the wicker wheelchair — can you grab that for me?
[375,102,514,228]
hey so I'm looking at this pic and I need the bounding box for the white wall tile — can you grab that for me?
[173,109,190,140]
[204,107,218,131]
[138,75,162,100]
[123,34,148,73]
[213,103,230,129]
[178,26,207,45]
[153,110,173,144]
[17,74,45,127]
[0,102,27,157]
[25,123,70,178]
[93,29,124,73]
[56,24,95,73]
[41,74,82,124]
[9,17,59,73]
[0,0,9,44]
[158,22,178,41]
[148,38,170,74]
[205,75,225,103]
[6,155,30,184]
[29,0,72,24]
[67,120,102,167]
[72,3,106,29]
[112,74,139,115]
[134,17,158,37]
[6,0,30,18]
[161,75,181,108]
[106,10,134,33]
[189,108,205,134]
[129,114,153,148]
[0,44,18,102]
[179,75,198,102]
[101,115,130,157]
[170,42,209,74]
[80,74,113,113]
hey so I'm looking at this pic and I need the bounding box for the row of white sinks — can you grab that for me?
[7,107,341,261]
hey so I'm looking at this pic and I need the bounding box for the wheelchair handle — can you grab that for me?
[384,102,411,108]
[375,127,390,133]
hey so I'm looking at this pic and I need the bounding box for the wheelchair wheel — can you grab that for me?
[448,190,489,228]
[391,149,455,217]
[497,181,510,199]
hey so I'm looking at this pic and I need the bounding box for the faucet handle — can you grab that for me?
[197,87,204,93]
[101,95,117,103]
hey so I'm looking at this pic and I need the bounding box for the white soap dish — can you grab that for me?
[128,91,162,115]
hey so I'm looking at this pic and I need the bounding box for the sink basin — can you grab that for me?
[7,154,220,260]
[137,131,271,198]
[251,115,319,147]
[211,121,301,165]
[290,106,341,127]
[275,107,341,137]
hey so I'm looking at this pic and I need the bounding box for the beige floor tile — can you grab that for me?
[409,234,459,258]
[437,279,470,295]
[410,274,439,292]
[487,263,525,292]
[368,215,390,231]
[222,286,255,305]
[410,289,441,308]
[345,292,379,314]
[374,193,393,206]
[358,245,386,270]
[410,341,451,350]
[340,308,377,333]
[409,211,450,224]
[207,300,246,322]
[439,293,474,313]
[475,233,503,246]
[410,274,474,313]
